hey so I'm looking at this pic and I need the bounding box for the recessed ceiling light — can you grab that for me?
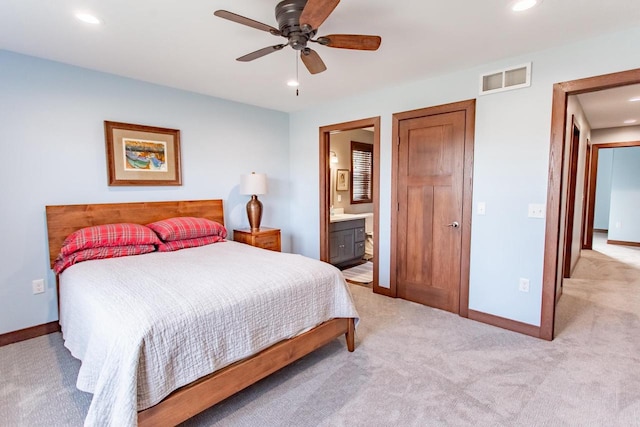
[287,80,299,87]
[75,12,101,25]
[512,0,540,12]
[624,119,637,124]
[629,97,640,102]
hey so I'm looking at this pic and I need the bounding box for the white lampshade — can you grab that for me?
[240,173,267,195]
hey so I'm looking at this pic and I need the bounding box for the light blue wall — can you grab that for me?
[594,149,613,230]
[591,126,640,234]
[608,147,640,242]
[3,25,640,335]
[289,26,640,326]
[0,50,290,334]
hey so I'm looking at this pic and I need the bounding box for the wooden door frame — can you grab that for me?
[541,67,640,341]
[562,117,581,278]
[580,140,591,249]
[319,117,384,295]
[390,99,475,318]
[584,140,640,248]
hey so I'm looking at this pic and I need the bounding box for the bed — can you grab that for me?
[45,199,358,426]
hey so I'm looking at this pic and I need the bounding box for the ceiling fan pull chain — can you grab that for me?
[296,51,300,96]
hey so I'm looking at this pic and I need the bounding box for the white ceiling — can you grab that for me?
[1,0,640,113]
[577,84,640,130]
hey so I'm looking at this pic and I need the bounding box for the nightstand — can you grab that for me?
[233,227,281,252]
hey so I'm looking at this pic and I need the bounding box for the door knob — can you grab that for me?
[447,221,460,228]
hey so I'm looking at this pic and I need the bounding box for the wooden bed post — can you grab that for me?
[346,318,355,352]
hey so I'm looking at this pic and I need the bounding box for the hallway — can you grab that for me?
[555,231,640,338]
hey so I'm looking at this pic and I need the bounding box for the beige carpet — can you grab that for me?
[1,234,639,426]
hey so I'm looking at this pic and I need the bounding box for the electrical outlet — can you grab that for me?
[519,278,530,293]
[32,279,45,294]
[337,195,342,202]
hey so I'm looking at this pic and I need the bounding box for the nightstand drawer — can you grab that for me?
[255,234,280,251]
[233,227,281,252]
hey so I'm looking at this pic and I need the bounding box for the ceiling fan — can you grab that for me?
[214,0,381,75]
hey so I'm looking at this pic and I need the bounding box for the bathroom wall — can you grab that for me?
[329,129,374,214]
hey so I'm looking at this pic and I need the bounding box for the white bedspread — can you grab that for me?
[58,241,359,426]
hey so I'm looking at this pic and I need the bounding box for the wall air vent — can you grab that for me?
[480,62,531,95]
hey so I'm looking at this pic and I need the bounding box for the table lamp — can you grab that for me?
[240,172,267,231]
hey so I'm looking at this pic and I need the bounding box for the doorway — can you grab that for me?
[390,100,475,316]
[584,141,640,249]
[541,67,640,341]
[319,117,382,294]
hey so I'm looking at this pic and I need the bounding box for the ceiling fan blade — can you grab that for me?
[299,0,340,31]
[319,34,381,51]
[237,44,286,62]
[214,10,281,36]
[300,49,327,75]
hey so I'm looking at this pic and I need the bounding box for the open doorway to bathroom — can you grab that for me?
[319,117,382,294]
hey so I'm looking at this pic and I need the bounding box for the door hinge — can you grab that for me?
[397,202,400,211]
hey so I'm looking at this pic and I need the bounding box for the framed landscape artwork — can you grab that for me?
[104,121,182,186]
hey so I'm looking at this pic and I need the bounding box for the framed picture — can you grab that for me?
[104,121,182,186]
[336,169,349,191]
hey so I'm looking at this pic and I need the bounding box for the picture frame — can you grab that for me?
[336,169,349,191]
[104,121,182,186]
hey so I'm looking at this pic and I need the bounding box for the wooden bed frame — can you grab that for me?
[45,199,356,426]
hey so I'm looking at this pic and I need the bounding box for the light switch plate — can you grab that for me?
[528,203,545,218]
[478,202,486,215]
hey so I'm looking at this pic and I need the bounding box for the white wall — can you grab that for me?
[289,26,640,327]
[594,149,613,230]
[0,50,290,334]
[608,147,640,242]
[592,125,640,144]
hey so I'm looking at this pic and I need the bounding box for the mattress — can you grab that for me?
[58,240,359,426]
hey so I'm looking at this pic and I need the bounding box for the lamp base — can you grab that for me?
[246,195,263,232]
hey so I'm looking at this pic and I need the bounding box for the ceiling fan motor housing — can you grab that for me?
[276,0,316,49]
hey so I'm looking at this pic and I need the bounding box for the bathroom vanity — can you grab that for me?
[329,215,366,267]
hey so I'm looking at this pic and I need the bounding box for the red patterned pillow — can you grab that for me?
[147,217,227,242]
[157,235,225,252]
[60,223,160,256]
[53,245,156,274]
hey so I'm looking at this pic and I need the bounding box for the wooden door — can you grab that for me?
[562,120,581,278]
[395,110,467,313]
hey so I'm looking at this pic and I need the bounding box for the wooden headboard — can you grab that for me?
[45,199,224,268]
